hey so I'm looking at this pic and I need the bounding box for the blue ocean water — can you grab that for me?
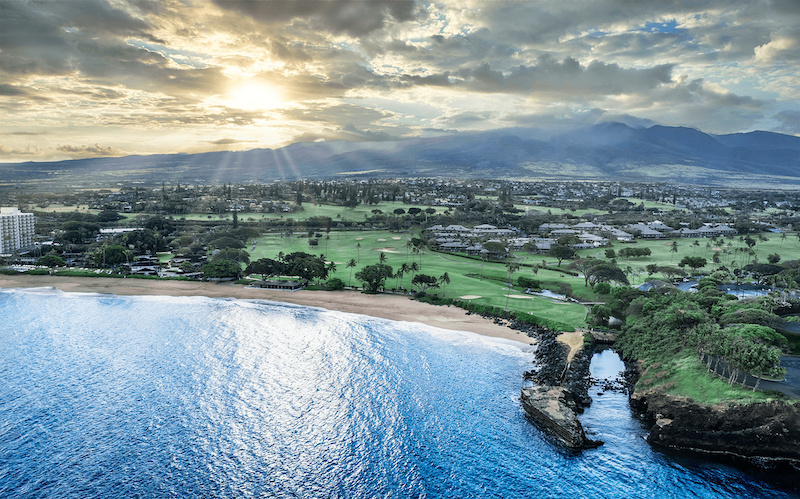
[0,288,796,498]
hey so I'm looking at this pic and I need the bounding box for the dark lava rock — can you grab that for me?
[630,390,800,463]
[520,385,604,450]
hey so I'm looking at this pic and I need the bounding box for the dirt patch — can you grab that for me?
[556,330,584,364]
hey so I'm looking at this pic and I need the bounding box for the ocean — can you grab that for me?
[0,288,796,498]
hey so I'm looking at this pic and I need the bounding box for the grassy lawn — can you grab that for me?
[572,233,800,279]
[637,352,789,405]
[175,201,449,223]
[249,229,589,329]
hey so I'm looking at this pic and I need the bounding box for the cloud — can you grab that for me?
[210,0,417,38]
[56,143,127,156]
[292,124,400,143]
[772,110,800,135]
[208,138,259,145]
[396,57,674,98]
[0,144,43,156]
[753,27,800,64]
[0,84,52,101]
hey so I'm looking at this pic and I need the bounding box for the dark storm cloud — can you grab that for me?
[211,0,417,38]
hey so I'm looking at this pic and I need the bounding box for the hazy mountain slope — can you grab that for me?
[2,123,799,188]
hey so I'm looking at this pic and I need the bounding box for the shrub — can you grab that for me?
[594,282,611,295]
[517,276,541,289]
[324,278,346,291]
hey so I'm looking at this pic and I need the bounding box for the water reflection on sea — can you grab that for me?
[0,288,797,498]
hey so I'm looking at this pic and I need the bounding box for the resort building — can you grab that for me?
[0,207,35,254]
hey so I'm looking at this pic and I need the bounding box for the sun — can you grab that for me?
[226,82,282,110]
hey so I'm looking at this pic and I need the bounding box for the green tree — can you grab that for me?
[547,245,575,266]
[283,252,327,281]
[586,261,629,289]
[355,263,394,292]
[37,254,65,268]
[504,261,521,309]
[94,244,130,267]
[246,258,285,280]
[411,273,439,294]
[346,258,357,287]
[678,256,707,272]
[202,259,241,279]
[439,272,451,298]
[213,248,250,266]
[483,241,508,259]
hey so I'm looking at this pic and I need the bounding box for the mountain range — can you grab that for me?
[2,123,799,188]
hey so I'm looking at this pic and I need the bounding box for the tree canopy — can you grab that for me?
[355,263,394,292]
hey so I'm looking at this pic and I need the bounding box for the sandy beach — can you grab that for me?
[0,274,532,345]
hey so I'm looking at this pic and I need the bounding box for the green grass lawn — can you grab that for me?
[175,201,449,223]
[249,229,589,329]
[572,233,800,279]
[637,352,789,405]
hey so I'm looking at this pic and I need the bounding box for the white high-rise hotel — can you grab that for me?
[0,207,35,254]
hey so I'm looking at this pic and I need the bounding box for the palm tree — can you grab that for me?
[439,272,451,298]
[399,263,410,289]
[405,240,413,262]
[504,261,520,310]
[346,258,357,287]
[669,241,679,262]
[781,232,787,246]
[409,261,419,281]
[379,252,388,264]
[356,242,361,263]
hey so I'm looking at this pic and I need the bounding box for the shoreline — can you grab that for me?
[0,274,532,346]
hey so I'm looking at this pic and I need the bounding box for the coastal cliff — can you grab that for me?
[630,390,800,462]
[520,385,602,449]
[514,321,600,449]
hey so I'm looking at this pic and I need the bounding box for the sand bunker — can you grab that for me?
[355,237,363,240]
[459,295,482,300]
[712,247,722,251]
[504,294,535,299]
[373,247,400,253]
[392,237,401,240]
[377,238,387,241]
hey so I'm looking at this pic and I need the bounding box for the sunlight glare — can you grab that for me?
[227,82,282,110]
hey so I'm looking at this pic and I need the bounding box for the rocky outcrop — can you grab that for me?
[630,390,800,462]
[520,386,603,449]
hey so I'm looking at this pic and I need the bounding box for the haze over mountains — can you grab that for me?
[2,123,799,189]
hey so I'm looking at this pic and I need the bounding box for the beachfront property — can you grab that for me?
[0,207,35,255]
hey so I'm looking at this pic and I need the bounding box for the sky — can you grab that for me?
[1,0,799,163]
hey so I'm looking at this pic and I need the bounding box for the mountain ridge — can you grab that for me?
[2,123,799,188]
